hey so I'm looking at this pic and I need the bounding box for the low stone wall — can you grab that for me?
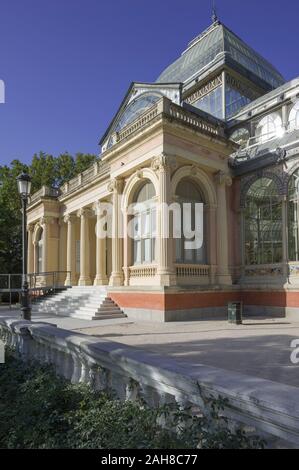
[1,317,299,448]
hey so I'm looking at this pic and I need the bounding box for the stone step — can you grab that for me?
[32,286,126,321]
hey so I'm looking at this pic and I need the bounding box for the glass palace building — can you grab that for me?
[26,18,299,321]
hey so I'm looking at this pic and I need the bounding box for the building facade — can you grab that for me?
[26,19,299,321]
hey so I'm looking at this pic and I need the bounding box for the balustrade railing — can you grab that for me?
[29,186,60,205]
[128,265,157,278]
[60,161,110,195]
[175,264,210,277]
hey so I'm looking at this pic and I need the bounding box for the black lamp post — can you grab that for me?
[17,172,32,320]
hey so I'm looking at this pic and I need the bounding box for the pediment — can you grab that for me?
[100,82,181,152]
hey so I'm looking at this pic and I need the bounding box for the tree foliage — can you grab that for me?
[0,152,97,273]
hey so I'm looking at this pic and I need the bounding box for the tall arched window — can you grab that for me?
[256,113,283,143]
[244,178,282,265]
[133,180,156,265]
[289,101,299,131]
[36,228,43,273]
[288,169,299,261]
[175,178,206,264]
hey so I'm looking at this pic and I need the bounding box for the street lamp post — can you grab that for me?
[17,172,32,320]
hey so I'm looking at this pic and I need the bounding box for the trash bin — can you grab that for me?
[228,301,243,324]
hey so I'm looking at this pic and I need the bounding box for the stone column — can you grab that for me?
[207,205,217,284]
[215,171,232,285]
[94,202,108,285]
[122,209,131,287]
[27,224,34,274]
[78,208,92,286]
[108,179,124,286]
[40,217,50,273]
[64,214,77,286]
[152,155,176,286]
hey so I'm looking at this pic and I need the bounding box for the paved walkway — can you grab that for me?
[1,306,299,388]
[74,318,299,389]
[0,306,131,330]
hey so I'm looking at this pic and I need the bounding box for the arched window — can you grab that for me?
[36,229,43,273]
[288,169,299,261]
[116,94,161,133]
[256,113,283,143]
[175,178,206,264]
[289,101,299,131]
[244,178,282,265]
[133,181,156,265]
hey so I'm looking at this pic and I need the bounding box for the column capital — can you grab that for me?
[39,216,55,226]
[27,223,35,232]
[151,153,177,173]
[77,207,94,218]
[107,178,124,193]
[214,170,232,187]
[63,214,77,224]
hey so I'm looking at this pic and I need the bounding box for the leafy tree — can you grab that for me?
[0,152,97,274]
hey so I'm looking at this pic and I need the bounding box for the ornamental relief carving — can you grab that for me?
[107,178,124,193]
[151,154,177,173]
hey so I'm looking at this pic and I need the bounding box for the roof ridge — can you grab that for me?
[183,21,221,55]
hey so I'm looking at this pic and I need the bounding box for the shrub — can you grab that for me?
[0,352,264,449]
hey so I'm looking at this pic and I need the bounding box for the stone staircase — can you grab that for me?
[31,286,126,321]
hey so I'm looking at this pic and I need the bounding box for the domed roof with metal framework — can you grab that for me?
[156,20,285,91]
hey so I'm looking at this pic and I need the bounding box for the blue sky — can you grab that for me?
[0,0,298,166]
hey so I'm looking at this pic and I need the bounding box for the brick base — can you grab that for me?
[108,289,299,322]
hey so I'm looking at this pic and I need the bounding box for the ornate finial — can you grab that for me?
[212,0,218,23]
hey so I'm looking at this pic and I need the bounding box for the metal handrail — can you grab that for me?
[0,271,71,308]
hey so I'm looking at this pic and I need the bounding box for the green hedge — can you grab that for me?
[0,352,264,449]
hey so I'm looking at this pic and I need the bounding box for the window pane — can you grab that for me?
[132,182,156,266]
[151,209,156,234]
[176,238,182,262]
[193,85,223,119]
[142,211,150,236]
[226,85,251,118]
[152,238,156,262]
[134,240,141,264]
[184,248,193,262]
[143,238,151,263]
[133,215,141,238]
[244,178,282,265]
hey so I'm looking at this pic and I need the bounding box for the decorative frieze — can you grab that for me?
[184,75,222,105]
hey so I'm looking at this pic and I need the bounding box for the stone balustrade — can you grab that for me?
[129,265,157,278]
[176,264,210,277]
[29,186,60,205]
[60,161,110,197]
[1,317,299,448]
